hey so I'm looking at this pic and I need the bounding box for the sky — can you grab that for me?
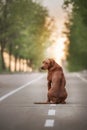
[39,0,67,64]
[41,0,66,35]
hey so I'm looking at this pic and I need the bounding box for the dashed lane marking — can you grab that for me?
[48,109,56,116]
[0,75,43,102]
[50,104,56,107]
[44,119,54,127]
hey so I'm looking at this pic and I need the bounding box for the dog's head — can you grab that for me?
[41,58,55,70]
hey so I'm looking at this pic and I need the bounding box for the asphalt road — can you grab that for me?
[0,72,87,130]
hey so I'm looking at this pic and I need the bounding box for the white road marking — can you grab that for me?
[44,119,54,127]
[0,75,43,102]
[48,109,56,116]
[76,74,87,83]
[50,104,56,107]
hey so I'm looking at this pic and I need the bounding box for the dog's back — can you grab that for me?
[47,60,67,104]
[35,59,67,104]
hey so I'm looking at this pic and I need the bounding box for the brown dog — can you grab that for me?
[35,58,67,104]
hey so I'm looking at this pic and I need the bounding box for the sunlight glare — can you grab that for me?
[46,37,66,65]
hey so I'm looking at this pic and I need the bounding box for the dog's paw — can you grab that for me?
[61,101,66,104]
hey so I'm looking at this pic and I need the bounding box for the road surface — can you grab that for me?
[0,72,87,130]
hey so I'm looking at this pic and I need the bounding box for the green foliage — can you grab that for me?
[0,0,51,71]
[63,0,87,71]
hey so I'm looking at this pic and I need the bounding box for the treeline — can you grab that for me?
[63,0,87,71]
[0,0,53,72]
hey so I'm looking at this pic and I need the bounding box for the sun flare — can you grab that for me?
[46,37,66,65]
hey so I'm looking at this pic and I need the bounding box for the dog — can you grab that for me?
[35,58,67,104]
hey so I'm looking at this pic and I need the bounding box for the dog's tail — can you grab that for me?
[34,102,50,104]
[34,102,57,104]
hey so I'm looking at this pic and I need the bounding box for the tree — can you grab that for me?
[0,0,52,72]
[63,0,87,71]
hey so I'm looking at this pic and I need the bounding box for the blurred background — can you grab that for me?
[0,0,87,73]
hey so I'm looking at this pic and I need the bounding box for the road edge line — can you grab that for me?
[76,73,87,83]
[0,75,43,102]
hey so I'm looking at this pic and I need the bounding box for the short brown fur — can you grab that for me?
[40,58,67,104]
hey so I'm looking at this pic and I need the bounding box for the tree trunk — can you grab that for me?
[9,51,11,72]
[19,58,23,72]
[0,47,6,70]
[23,59,25,72]
[19,58,21,72]
[8,43,13,72]
[15,57,17,72]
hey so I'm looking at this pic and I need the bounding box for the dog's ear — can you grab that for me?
[48,58,61,71]
[49,59,55,67]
